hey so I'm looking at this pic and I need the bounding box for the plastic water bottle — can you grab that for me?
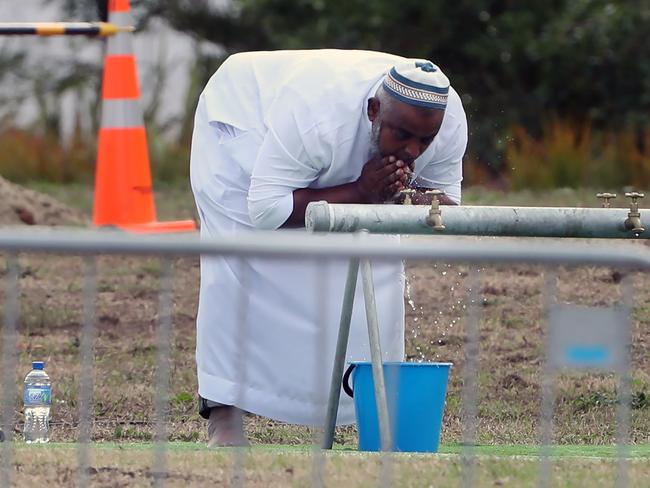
[23,361,51,443]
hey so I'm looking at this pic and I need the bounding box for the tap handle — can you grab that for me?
[596,192,617,208]
[424,189,446,204]
[625,191,645,211]
[400,189,416,205]
[625,191,645,200]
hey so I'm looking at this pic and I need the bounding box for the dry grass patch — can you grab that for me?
[2,445,650,487]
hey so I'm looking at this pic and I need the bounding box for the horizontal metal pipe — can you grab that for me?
[0,227,650,269]
[0,22,133,37]
[306,202,649,239]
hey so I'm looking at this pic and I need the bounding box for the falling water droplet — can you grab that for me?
[405,276,416,312]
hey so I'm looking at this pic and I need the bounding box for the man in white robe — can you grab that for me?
[189,50,468,446]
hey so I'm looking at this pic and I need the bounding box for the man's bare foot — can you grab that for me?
[207,406,249,447]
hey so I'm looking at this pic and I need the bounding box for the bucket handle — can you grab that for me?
[342,364,355,398]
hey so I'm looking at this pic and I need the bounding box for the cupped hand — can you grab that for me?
[356,155,412,203]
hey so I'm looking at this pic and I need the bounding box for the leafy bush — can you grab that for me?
[506,119,650,190]
[0,125,94,183]
[0,121,189,185]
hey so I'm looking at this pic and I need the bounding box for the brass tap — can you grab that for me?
[624,192,645,234]
[425,189,446,231]
[596,192,617,208]
[400,189,416,205]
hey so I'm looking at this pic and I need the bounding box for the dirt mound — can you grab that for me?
[0,175,88,226]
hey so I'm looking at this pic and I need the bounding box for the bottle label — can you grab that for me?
[24,386,52,406]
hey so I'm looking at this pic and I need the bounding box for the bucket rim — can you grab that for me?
[348,361,453,367]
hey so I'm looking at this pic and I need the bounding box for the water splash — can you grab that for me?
[406,264,475,363]
[405,274,416,312]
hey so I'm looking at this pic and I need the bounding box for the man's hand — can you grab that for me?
[283,156,412,227]
[356,155,412,203]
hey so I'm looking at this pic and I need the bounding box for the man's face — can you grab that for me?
[368,98,445,167]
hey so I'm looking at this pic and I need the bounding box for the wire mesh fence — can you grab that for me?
[0,228,648,486]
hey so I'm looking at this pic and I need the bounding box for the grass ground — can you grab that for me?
[1,183,649,485]
[3,443,650,487]
[14,441,650,456]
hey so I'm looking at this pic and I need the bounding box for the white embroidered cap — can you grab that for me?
[382,60,449,110]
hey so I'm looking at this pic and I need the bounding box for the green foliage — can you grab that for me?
[174,431,200,441]
[571,390,616,413]
[113,424,153,441]
[5,0,650,189]
[142,0,650,185]
[172,391,194,405]
[0,21,102,183]
[633,391,649,410]
[60,0,105,20]
[569,389,648,413]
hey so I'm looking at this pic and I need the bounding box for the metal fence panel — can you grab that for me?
[0,228,647,487]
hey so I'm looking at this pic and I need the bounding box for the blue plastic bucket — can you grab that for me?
[343,362,452,452]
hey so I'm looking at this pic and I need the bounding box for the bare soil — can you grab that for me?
[0,175,87,227]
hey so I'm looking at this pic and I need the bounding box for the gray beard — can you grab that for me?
[368,122,381,159]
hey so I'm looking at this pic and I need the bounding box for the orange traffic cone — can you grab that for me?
[93,0,195,233]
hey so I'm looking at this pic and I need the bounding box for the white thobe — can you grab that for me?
[190,50,467,425]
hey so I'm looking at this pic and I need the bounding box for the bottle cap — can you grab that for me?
[32,361,45,370]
